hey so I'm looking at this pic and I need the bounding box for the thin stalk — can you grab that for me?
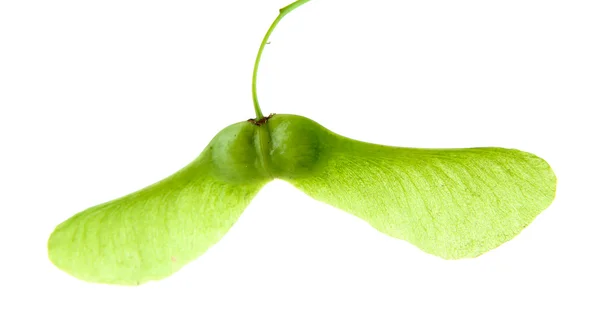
[252,0,312,119]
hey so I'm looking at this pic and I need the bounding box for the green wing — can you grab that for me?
[285,137,556,259]
[48,149,269,285]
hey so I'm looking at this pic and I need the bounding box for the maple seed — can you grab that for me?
[47,0,556,286]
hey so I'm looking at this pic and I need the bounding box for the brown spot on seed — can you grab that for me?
[248,113,275,126]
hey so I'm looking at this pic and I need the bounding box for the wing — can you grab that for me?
[285,138,556,259]
[48,149,269,285]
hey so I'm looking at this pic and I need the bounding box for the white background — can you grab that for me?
[1,0,599,326]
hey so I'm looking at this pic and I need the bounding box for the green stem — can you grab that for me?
[252,0,312,119]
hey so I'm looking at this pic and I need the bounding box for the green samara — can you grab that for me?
[48,0,556,285]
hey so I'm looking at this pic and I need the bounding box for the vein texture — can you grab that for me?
[48,151,268,285]
[287,140,556,259]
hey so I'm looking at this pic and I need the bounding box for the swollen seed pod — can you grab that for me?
[210,114,332,182]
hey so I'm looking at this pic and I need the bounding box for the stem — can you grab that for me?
[252,0,312,119]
